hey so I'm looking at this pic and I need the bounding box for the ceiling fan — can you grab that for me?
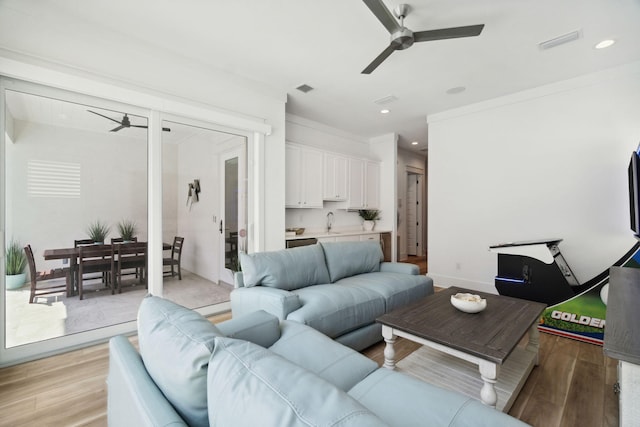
[87,110,171,132]
[361,0,485,74]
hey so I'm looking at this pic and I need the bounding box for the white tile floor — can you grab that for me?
[4,270,232,348]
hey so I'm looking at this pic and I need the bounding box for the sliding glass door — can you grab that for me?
[2,82,149,348]
[1,78,250,364]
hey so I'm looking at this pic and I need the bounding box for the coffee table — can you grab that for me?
[376,286,546,412]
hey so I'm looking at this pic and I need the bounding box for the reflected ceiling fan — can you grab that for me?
[87,110,171,132]
[361,0,485,74]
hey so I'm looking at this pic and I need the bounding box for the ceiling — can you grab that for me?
[1,0,639,153]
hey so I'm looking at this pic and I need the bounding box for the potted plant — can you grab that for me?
[117,219,137,242]
[358,209,381,231]
[6,239,27,290]
[86,220,111,244]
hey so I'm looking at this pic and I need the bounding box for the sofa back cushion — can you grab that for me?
[239,244,330,290]
[138,295,222,427]
[207,337,389,427]
[320,241,383,282]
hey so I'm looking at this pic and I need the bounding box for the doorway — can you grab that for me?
[406,172,424,257]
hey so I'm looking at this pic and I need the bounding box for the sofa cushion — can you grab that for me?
[349,369,529,427]
[269,320,379,391]
[207,337,389,427]
[240,244,330,290]
[320,241,382,283]
[336,272,432,312]
[137,295,222,427]
[216,309,281,348]
[288,284,385,338]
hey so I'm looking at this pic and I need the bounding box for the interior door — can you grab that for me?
[219,147,246,284]
[407,175,418,256]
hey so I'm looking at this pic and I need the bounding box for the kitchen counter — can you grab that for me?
[285,229,390,240]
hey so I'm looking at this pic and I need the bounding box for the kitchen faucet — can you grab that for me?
[326,211,334,233]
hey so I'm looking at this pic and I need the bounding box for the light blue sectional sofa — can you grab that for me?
[231,241,433,350]
[107,296,529,427]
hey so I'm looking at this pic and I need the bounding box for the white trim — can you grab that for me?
[147,110,163,297]
[0,56,272,135]
[428,60,640,124]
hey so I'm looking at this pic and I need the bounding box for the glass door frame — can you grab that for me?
[0,63,270,366]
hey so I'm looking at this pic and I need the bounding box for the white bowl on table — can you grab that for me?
[450,293,487,313]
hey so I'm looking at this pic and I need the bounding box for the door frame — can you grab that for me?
[219,145,246,285]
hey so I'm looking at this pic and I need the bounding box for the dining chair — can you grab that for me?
[111,237,140,279]
[78,244,113,300]
[24,245,71,304]
[113,242,147,294]
[74,239,96,247]
[163,236,184,280]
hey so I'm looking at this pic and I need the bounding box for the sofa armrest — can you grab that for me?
[217,310,281,348]
[107,335,187,427]
[380,262,419,275]
[230,287,301,320]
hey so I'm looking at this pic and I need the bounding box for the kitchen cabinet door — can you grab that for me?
[323,153,348,201]
[364,161,380,209]
[286,144,323,208]
[347,158,365,209]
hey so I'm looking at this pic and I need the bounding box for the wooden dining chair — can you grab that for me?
[111,237,140,279]
[113,242,147,294]
[24,245,71,304]
[78,245,113,300]
[163,236,184,280]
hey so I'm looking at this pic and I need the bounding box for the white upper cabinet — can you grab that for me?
[285,144,323,208]
[323,153,348,201]
[365,160,380,210]
[347,158,365,209]
[348,158,380,210]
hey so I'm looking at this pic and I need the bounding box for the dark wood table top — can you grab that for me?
[377,286,547,364]
[44,242,171,260]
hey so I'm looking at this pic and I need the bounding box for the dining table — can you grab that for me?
[43,242,172,297]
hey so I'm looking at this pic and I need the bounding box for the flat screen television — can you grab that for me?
[628,146,640,236]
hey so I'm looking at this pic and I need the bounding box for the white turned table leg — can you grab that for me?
[527,323,540,366]
[381,325,397,370]
[479,361,498,408]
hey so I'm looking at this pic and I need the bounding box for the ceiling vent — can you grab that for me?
[539,30,582,50]
[374,95,398,105]
[296,84,314,93]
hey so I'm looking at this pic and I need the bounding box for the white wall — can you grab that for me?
[7,120,148,269]
[427,62,640,293]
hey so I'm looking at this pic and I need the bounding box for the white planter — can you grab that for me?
[6,273,27,290]
[363,220,375,231]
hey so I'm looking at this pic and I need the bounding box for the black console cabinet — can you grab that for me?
[489,238,586,305]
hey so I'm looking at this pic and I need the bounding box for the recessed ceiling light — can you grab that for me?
[446,86,466,95]
[380,109,390,114]
[595,39,615,49]
[411,141,418,145]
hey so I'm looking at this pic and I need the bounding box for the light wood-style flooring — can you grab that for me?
[0,307,618,427]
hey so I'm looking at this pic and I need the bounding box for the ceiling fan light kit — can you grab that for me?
[361,0,485,74]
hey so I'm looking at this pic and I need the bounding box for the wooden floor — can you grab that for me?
[0,308,618,427]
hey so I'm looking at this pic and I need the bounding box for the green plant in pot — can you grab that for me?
[117,219,137,242]
[358,209,381,231]
[86,220,111,244]
[6,239,27,290]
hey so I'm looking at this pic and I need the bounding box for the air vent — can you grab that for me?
[296,84,314,93]
[374,95,398,105]
[539,30,582,50]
